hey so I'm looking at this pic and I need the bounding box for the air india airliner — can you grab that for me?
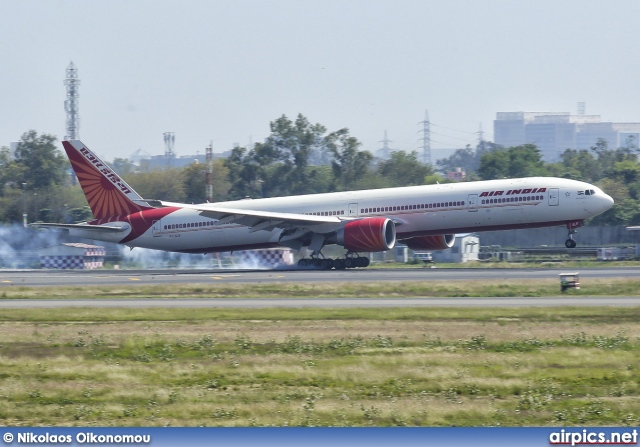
[34,140,614,269]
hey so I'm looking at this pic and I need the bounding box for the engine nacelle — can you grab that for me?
[404,234,455,251]
[336,217,396,252]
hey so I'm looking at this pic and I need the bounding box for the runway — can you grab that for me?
[1,296,640,309]
[0,266,638,287]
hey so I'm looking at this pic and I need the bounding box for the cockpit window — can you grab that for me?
[584,189,596,196]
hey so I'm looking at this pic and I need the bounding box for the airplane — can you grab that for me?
[33,140,614,269]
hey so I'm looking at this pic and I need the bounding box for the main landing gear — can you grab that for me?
[297,251,370,270]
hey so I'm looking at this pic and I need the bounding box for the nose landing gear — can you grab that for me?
[565,231,577,249]
[564,221,582,248]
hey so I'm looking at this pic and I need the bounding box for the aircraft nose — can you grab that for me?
[599,191,614,212]
[604,192,614,209]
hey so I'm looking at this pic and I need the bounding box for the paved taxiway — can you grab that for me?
[0,267,638,287]
[0,267,638,309]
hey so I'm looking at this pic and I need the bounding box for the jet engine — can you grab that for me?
[403,234,455,251]
[335,217,396,252]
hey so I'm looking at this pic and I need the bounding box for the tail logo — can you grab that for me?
[79,147,133,194]
[64,141,151,220]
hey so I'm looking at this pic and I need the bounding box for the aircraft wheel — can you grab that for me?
[565,239,577,249]
[321,259,334,270]
[344,258,355,269]
[334,259,346,270]
[360,257,370,268]
[298,259,308,267]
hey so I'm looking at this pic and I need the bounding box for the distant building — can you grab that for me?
[136,151,230,171]
[431,234,480,263]
[494,112,640,161]
[446,168,466,181]
[9,142,19,158]
[39,243,105,269]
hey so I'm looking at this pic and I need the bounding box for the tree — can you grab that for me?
[326,128,373,190]
[123,169,186,202]
[609,160,640,185]
[111,158,137,176]
[224,146,262,199]
[553,149,601,181]
[302,165,334,194]
[182,163,206,203]
[590,178,640,226]
[478,148,510,180]
[182,159,230,203]
[478,144,546,180]
[68,206,93,223]
[224,114,330,199]
[436,142,498,176]
[507,145,546,177]
[590,138,637,178]
[377,151,434,187]
[13,131,67,190]
[257,114,328,196]
[0,132,85,223]
[224,114,371,199]
[0,146,26,195]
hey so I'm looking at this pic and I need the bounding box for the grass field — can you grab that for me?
[2,302,640,426]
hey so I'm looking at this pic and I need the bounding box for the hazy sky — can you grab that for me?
[3,0,640,161]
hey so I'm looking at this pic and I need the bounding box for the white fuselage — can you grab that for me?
[69,177,613,253]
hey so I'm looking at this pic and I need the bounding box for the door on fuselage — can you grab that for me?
[468,194,478,212]
[152,220,162,237]
[549,188,559,206]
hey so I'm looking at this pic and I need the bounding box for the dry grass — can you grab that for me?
[1,306,640,426]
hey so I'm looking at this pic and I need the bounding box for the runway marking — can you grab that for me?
[2,280,11,283]
[211,275,242,280]
[128,278,141,281]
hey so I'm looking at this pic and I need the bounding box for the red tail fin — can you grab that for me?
[63,140,153,219]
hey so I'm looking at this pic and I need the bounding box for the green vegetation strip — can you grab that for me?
[1,306,640,426]
[1,277,640,299]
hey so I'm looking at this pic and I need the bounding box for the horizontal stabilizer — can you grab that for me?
[30,222,129,233]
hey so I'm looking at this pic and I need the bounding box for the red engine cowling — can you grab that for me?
[336,218,396,252]
[403,234,455,251]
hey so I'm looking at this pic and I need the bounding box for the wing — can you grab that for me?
[159,201,345,233]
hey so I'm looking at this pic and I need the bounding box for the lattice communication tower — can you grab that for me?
[378,130,392,160]
[206,142,213,202]
[419,110,431,166]
[64,62,80,140]
[164,132,175,168]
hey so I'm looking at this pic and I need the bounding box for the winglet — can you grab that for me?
[63,140,153,219]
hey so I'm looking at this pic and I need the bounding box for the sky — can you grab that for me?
[2,0,640,162]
